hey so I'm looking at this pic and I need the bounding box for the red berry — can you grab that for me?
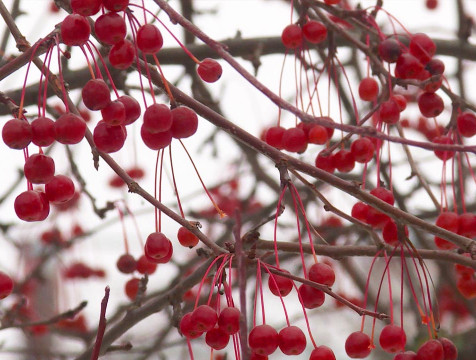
[218,307,240,335]
[298,284,325,309]
[378,38,402,63]
[116,254,136,274]
[416,339,444,360]
[171,106,198,139]
[109,40,135,69]
[31,117,55,147]
[54,113,87,145]
[180,313,203,339]
[333,149,355,172]
[324,0,340,4]
[191,305,218,332]
[370,187,395,205]
[394,351,417,360]
[82,79,111,111]
[458,213,476,237]
[93,121,127,153]
[392,94,407,111]
[418,92,444,118]
[302,20,327,44]
[308,125,329,144]
[0,272,14,299]
[379,99,400,124]
[136,255,157,275]
[2,118,32,149]
[434,211,458,250]
[409,33,436,65]
[379,324,406,353]
[433,135,454,161]
[101,100,126,125]
[143,103,172,133]
[426,0,438,9]
[136,24,163,54]
[14,190,50,222]
[359,78,379,101]
[350,138,375,163]
[352,202,370,223]
[310,345,336,360]
[95,12,127,45]
[197,58,223,83]
[282,127,308,153]
[265,126,285,149]
[395,53,424,79]
[345,331,372,358]
[103,0,129,12]
[71,0,101,16]
[309,262,335,286]
[145,232,172,260]
[278,326,306,355]
[281,24,303,49]
[268,271,293,297]
[124,278,140,300]
[140,126,172,150]
[205,327,229,350]
[61,14,90,46]
[382,220,408,246]
[315,151,335,173]
[439,337,457,360]
[24,154,55,184]
[45,175,75,203]
[457,111,476,137]
[248,324,279,356]
[426,58,445,76]
[118,95,141,125]
[177,227,199,248]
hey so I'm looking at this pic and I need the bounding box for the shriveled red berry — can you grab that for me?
[298,284,325,309]
[278,326,306,355]
[124,278,140,300]
[31,117,55,147]
[103,0,129,12]
[109,40,135,69]
[205,327,229,350]
[248,324,279,356]
[61,14,90,46]
[309,262,335,286]
[0,272,14,299]
[379,324,406,353]
[268,271,293,297]
[171,106,198,139]
[71,0,102,16]
[281,24,303,49]
[378,38,402,63]
[310,345,336,360]
[14,190,50,222]
[116,254,136,274]
[143,103,172,133]
[218,307,240,335]
[45,175,75,203]
[95,12,127,45]
[197,58,223,83]
[177,226,199,248]
[345,331,372,358]
[191,305,218,332]
[416,339,444,360]
[418,92,444,118]
[302,20,327,44]
[93,121,127,153]
[2,118,32,149]
[136,24,163,54]
[359,78,379,101]
[82,79,111,111]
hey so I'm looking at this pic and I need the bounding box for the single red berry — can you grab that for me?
[458,212,476,237]
[94,12,127,45]
[302,20,327,44]
[265,126,285,149]
[382,220,408,246]
[82,79,111,111]
[352,202,370,223]
[395,53,425,79]
[177,227,199,248]
[278,326,306,355]
[378,38,402,63]
[180,312,203,339]
[310,345,336,360]
[315,151,335,173]
[14,190,50,222]
[109,40,135,69]
[333,149,355,173]
[170,106,198,139]
[143,103,172,133]
[61,14,90,46]
[118,95,141,125]
[434,211,458,250]
[379,99,400,124]
[268,271,293,297]
[409,33,436,65]
[205,327,229,350]
[370,187,395,205]
[218,307,240,335]
[103,0,129,12]
[2,118,32,149]
[141,126,172,150]
[433,135,454,161]
[93,121,127,153]
[191,305,218,332]
[359,77,379,101]
[457,111,476,137]
[324,0,340,4]
[24,154,55,184]
[197,58,223,83]
[31,117,55,147]
[71,0,102,16]
[416,339,444,360]
[281,24,303,49]
[298,284,325,309]
[145,232,172,260]
[345,331,372,358]
[309,262,335,286]
[350,138,375,163]
[116,254,136,274]
[426,0,438,9]
[426,58,445,76]
[136,24,163,54]
[379,324,406,353]
[54,113,87,144]
[124,278,140,300]
[418,92,444,118]
[392,94,407,111]
[136,255,157,275]
[101,100,126,125]
[45,175,75,203]
[308,125,329,145]
[282,127,308,153]
[0,272,14,299]
[248,324,279,356]
[394,351,418,360]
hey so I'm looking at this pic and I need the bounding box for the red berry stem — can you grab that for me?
[79,44,97,80]
[86,41,121,98]
[38,45,54,117]
[288,185,310,275]
[154,149,165,233]
[168,145,185,218]
[152,54,176,106]
[54,34,70,112]
[193,254,227,309]
[360,249,383,332]
[273,185,287,267]
[116,206,130,254]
